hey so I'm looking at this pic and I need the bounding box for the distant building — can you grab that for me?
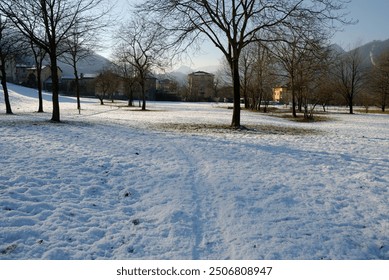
[14,65,63,92]
[61,73,98,97]
[94,72,157,101]
[156,79,180,101]
[144,75,157,100]
[3,57,17,83]
[272,86,289,103]
[187,71,215,101]
[157,79,176,93]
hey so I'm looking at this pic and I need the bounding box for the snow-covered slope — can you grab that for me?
[1,84,389,259]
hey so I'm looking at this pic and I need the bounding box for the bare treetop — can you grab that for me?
[136,0,352,127]
[138,0,350,58]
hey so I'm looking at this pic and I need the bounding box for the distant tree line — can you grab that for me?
[1,0,388,124]
[228,39,389,119]
[135,0,353,127]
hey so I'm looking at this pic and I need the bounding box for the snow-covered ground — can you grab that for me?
[1,84,388,260]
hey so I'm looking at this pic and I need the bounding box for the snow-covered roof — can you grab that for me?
[189,70,215,76]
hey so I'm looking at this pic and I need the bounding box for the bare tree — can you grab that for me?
[300,44,332,120]
[112,53,138,107]
[60,26,93,113]
[0,16,25,114]
[95,69,119,105]
[271,30,311,117]
[114,16,169,111]
[28,37,47,113]
[59,15,108,113]
[270,11,334,118]
[239,48,254,109]
[246,42,277,112]
[0,0,110,121]
[137,0,351,128]
[0,17,12,114]
[332,48,365,114]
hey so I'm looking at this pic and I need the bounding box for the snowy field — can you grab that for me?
[1,83,389,260]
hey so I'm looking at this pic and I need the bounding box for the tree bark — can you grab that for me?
[37,72,44,112]
[36,60,44,113]
[31,41,45,113]
[291,75,297,118]
[49,52,60,122]
[349,99,354,114]
[73,67,81,113]
[231,58,241,128]
[141,83,146,111]
[0,57,12,114]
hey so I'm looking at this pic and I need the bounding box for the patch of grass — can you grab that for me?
[155,122,317,136]
[243,106,287,114]
[280,114,332,123]
[355,109,389,114]
[242,106,333,123]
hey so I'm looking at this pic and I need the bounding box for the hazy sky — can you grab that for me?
[333,0,389,47]
[107,0,389,69]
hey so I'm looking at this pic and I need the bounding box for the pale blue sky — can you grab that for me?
[192,0,389,68]
[106,0,389,68]
[333,0,389,47]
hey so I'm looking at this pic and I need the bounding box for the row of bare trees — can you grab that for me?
[112,18,170,111]
[3,1,387,125]
[217,37,388,120]
[0,0,110,121]
[324,47,389,115]
[135,0,352,127]
[99,0,354,124]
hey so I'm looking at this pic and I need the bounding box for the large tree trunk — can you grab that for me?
[349,94,354,114]
[0,58,12,114]
[128,93,134,106]
[349,102,354,114]
[73,66,81,113]
[32,44,44,113]
[36,62,44,113]
[128,89,134,107]
[291,75,297,118]
[231,58,241,128]
[49,52,60,122]
[141,90,146,110]
[141,80,146,111]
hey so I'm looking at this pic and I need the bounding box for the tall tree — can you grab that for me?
[137,0,351,128]
[112,56,138,107]
[239,47,255,109]
[299,43,332,119]
[332,48,365,114]
[0,17,12,114]
[0,0,110,122]
[59,16,106,113]
[0,17,24,114]
[95,68,119,105]
[270,12,332,118]
[114,16,169,111]
[28,37,46,113]
[246,42,277,112]
[271,32,308,117]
